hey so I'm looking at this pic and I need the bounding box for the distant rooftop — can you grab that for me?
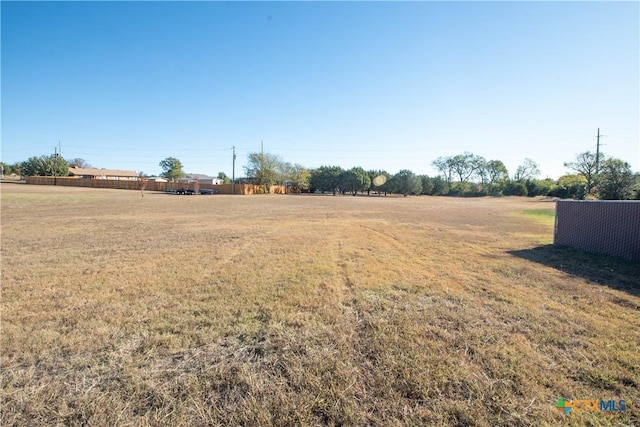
[68,166,139,177]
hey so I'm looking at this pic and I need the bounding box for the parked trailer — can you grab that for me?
[165,188,215,195]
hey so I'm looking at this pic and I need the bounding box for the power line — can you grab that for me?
[62,145,233,153]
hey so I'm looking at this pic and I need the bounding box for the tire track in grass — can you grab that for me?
[356,223,451,289]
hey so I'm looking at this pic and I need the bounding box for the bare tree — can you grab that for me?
[193,178,200,195]
[139,174,148,198]
[69,158,92,168]
[513,158,540,182]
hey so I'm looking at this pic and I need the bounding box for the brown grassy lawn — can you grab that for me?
[1,183,638,426]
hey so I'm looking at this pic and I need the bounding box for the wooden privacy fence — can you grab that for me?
[25,176,286,195]
[554,200,640,262]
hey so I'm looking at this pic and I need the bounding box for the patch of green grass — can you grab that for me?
[521,209,555,225]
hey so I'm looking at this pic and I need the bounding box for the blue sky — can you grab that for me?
[2,1,638,179]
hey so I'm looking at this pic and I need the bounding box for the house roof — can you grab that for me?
[68,167,139,177]
[185,173,214,179]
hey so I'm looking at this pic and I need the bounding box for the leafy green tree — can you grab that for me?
[503,181,528,196]
[21,155,70,177]
[472,155,489,184]
[367,170,391,195]
[389,169,422,196]
[340,167,371,196]
[549,174,587,199]
[598,158,635,200]
[367,169,380,195]
[431,176,449,196]
[11,162,22,177]
[159,157,186,182]
[217,172,232,184]
[284,163,311,193]
[244,152,285,191]
[485,160,509,185]
[432,156,455,184]
[0,162,12,176]
[481,160,509,196]
[310,165,344,195]
[450,152,478,183]
[419,175,434,195]
[448,181,479,197]
[513,158,540,182]
[433,153,486,185]
[21,157,45,176]
[564,151,602,196]
[525,178,555,197]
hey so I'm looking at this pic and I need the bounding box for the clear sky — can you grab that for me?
[2,1,638,179]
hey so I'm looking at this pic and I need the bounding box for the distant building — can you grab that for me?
[179,174,223,185]
[146,176,168,183]
[68,166,139,180]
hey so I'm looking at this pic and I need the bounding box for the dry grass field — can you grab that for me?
[1,183,639,426]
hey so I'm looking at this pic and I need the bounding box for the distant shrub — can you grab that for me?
[504,182,528,196]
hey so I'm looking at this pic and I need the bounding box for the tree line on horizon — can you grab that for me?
[3,150,639,200]
[238,150,640,200]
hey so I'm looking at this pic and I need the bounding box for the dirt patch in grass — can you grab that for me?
[2,185,638,426]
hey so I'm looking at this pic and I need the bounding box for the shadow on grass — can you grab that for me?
[509,245,640,298]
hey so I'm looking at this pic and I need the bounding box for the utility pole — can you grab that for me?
[231,146,236,195]
[54,141,62,185]
[53,140,62,186]
[595,128,601,175]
